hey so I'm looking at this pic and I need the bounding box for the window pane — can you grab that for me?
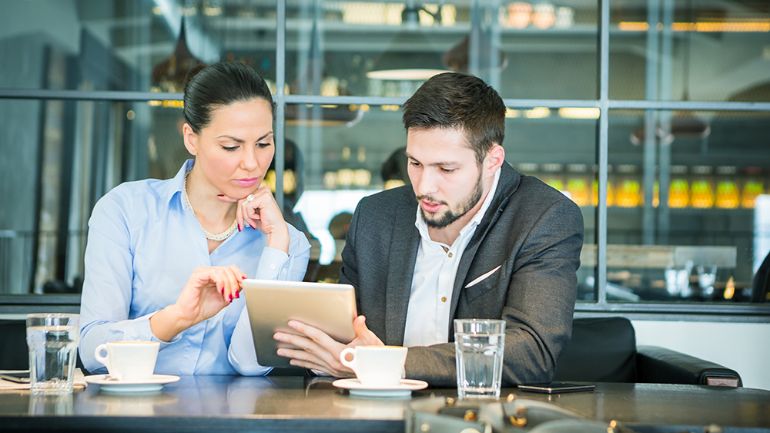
[608,109,770,303]
[0,98,188,296]
[0,1,277,92]
[286,0,597,99]
[610,0,770,101]
[287,103,597,298]
[506,108,598,301]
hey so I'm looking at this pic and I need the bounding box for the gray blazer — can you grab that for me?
[340,163,583,386]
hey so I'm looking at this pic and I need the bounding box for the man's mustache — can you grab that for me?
[416,195,448,206]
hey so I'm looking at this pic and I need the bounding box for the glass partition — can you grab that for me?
[1,0,769,313]
[0,0,277,92]
[608,109,770,303]
[286,0,598,99]
[0,98,187,296]
[284,103,598,298]
[610,0,770,102]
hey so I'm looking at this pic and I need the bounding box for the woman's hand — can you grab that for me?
[150,266,245,342]
[218,184,289,253]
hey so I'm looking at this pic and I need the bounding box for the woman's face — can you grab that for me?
[184,98,274,200]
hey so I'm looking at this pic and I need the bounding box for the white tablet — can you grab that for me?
[241,279,357,368]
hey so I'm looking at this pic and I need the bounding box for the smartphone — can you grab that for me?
[0,371,30,384]
[517,382,595,394]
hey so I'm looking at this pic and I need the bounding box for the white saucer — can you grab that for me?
[332,378,428,398]
[85,374,180,394]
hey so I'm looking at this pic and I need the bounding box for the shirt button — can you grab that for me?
[447,252,454,258]
[440,296,447,303]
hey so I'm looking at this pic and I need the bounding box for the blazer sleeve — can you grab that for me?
[404,198,583,386]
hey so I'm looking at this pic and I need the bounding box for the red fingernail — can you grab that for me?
[241,275,247,280]
[219,286,224,295]
[235,291,240,299]
[229,294,233,302]
[238,224,241,232]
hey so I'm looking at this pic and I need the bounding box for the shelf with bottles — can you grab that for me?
[603,268,753,303]
[578,244,749,302]
[516,162,768,210]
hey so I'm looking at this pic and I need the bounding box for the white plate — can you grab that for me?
[85,374,180,394]
[332,378,428,398]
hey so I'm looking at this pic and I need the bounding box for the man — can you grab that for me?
[274,72,583,386]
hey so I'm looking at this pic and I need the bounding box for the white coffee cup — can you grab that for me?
[94,341,160,381]
[339,346,407,387]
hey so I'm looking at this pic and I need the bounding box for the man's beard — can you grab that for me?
[419,173,484,229]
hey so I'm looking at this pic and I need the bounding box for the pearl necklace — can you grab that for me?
[182,173,238,242]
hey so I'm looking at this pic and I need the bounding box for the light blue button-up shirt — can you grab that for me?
[79,160,310,376]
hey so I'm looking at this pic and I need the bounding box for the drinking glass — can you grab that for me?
[26,313,80,394]
[454,319,505,399]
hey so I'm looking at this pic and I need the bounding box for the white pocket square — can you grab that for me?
[465,265,502,289]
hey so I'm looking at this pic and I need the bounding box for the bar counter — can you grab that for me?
[2,376,769,432]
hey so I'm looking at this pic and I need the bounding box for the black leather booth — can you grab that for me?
[554,317,742,387]
[0,320,27,370]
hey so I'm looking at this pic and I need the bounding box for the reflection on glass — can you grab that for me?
[286,0,597,99]
[0,99,188,296]
[286,103,597,300]
[1,1,276,92]
[609,110,770,302]
[28,393,73,416]
[610,0,770,102]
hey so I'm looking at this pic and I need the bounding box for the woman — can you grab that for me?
[79,62,310,376]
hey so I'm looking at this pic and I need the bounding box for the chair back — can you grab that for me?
[553,317,637,382]
[0,320,28,370]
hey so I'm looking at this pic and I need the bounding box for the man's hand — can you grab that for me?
[273,315,384,376]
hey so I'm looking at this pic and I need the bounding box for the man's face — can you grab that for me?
[406,127,485,228]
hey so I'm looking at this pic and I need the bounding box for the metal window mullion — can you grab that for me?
[275,1,286,209]
[597,0,610,305]
[0,89,183,101]
[641,0,660,246]
[4,88,770,113]
[609,100,770,111]
[657,0,675,244]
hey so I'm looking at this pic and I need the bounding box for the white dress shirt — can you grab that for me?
[402,169,501,347]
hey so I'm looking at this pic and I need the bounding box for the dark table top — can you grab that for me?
[2,376,769,432]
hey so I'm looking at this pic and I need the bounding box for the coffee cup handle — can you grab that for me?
[94,344,109,365]
[339,347,357,370]
[94,344,117,378]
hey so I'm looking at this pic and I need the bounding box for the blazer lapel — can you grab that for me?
[385,206,420,345]
[448,164,521,328]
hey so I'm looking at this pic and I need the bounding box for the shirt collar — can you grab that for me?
[163,159,195,207]
[414,167,502,245]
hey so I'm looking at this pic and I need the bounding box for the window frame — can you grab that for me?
[1,1,769,319]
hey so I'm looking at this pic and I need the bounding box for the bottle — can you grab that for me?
[668,165,689,208]
[690,165,715,209]
[593,164,615,207]
[715,166,739,209]
[540,163,565,192]
[616,164,641,208]
[566,164,590,207]
[515,162,539,177]
[741,166,765,209]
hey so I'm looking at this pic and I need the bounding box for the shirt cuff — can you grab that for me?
[140,311,182,348]
[255,246,289,280]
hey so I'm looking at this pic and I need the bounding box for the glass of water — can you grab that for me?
[454,319,505,399]
[26,313,80,394]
